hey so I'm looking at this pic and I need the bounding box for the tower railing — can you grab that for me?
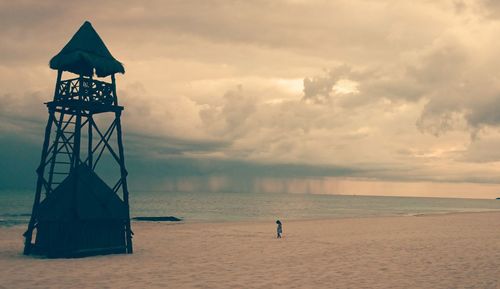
[55,77,116,106]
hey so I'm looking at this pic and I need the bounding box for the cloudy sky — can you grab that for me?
[2,0,500,198]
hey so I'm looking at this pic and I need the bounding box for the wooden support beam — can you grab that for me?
[23,108,56,255]
[91,120,121,166]
[88,115,93,168]
[115,111,133,254]
[85,119,116,168]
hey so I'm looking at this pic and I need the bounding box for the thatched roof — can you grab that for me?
[37,164,127,221]
[49,21,124,77]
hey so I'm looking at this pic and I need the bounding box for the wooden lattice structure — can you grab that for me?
[23,21,133,258]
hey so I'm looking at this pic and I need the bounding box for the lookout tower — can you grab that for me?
[23,21,133,257]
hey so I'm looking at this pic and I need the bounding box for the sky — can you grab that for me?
[2,0,500,198]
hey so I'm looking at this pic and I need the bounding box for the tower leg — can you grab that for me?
[88,115,93,167]
[115,111,133,253]
[24,110,55,255]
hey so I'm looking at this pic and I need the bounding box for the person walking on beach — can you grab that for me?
[276,220,282,238]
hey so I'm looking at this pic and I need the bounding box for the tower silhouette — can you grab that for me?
[23,21,133,257]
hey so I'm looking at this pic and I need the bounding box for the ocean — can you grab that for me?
[1,189,500,227]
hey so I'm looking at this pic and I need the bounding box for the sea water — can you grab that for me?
[1,189,500,226]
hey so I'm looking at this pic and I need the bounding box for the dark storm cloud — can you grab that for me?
[126,133,230,157]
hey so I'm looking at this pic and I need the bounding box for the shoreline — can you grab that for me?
[2,209,500,228]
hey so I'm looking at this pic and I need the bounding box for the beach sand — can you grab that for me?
[1,212,499,289]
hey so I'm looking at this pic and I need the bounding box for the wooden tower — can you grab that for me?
[23,21,133,257]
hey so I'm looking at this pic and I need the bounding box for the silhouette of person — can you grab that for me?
[276,220,282,238]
